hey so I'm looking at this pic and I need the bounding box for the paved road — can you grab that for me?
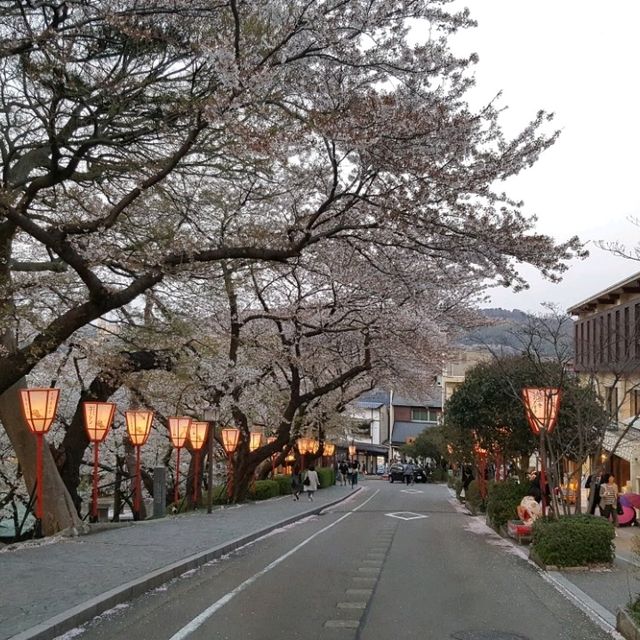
[66,482,615,640]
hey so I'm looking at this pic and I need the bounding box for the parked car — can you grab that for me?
[389,463,428,483]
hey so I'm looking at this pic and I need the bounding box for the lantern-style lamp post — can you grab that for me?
[221,427,240,498]
[324,442,335,466]
[125,409,154,519]
[249,431,262,452]
[168,416,192,503]
[522,387,561,516]
[20,388,61,522]
[297,436,312,470]
[83,401,116,521]
[189,421,209,504]
[348,444,356,460]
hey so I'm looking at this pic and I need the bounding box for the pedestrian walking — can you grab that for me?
[339,460,349,486]
[291,465,303,500]
[303,465,320,501]
[403,463,413,486]
[586,466,607,515]
[599,473,619,527]
[349,460,358,486]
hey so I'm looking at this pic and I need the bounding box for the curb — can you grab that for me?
[7,487,361,640]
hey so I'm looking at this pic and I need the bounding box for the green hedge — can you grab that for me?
[454,477,463,498]
[273,474,293,495]
[431,468,447,482]
[532,515,615,567]
[249,480,280,501]
[486,480,531,530]
[465,479,485,514]
[317,467,335,488]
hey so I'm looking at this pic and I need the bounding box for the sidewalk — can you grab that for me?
[1,484,360,640]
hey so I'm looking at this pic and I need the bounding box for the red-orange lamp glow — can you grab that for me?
[324,443,335,457]
[20,388,61,521]
[125,409,154,518]
[189,421,209,503]
[83,401,116,521]
[249,431,262,452]
[522,387,561,434]
[348,444,356,458]
[221,428,240,455]
[169,416,192,503]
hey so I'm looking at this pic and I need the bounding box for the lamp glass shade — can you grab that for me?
[20,388,60,434]
[348,445,356,457]
[522,387,561,434]
[221,427,240,454]
[83,401,116,443]
[266,436,276,444]
[297,437,311,454]
[189,421,209,450]
[125,410,154,446]
[310,439,320,454]
[249,431,262,452]
[324,443,335,456]
[168,416,192,448]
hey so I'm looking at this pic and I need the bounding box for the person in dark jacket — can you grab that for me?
[291,465,303,500]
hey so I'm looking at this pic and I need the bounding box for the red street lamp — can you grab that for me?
[221,427,240,498]
[297,436,312,470]
[125,409,154,519]
[189,421,209,504]
[19,388,60,522]
[522,387,561,516]
[324,442,335,465]
[348,444,356,460]
[249,431,262,452]
[83,401,116,521]
[168,416,192,503]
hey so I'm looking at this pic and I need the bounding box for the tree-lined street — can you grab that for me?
[21,480,614,640]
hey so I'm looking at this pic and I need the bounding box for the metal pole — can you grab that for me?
[92,443,99,520]
[193,452,200,505]
[207,422,214,514]
[174,447,181,504]
[35,432,44,520]
[134,445,142,519]
[540,431,547,517]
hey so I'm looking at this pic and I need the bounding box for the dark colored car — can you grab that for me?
[389,463,428,483]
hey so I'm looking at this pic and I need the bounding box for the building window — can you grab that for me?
[615,310,621,361]
[606,386,619,425]
[625,306,630,358]
[631,389,640,417]
[411,408,436,422]
[607,313,612,362]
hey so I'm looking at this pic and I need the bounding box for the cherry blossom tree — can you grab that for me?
[0,1,585,532]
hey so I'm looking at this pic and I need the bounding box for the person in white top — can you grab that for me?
[303,465,320,501]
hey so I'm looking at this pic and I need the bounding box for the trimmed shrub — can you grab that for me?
[248,480,280,501]
[486,480,531,531]
[317,467,335,488]
[431,468,447,483]
[465,480,485,515]
[454,477,463,499]
[273,474,293,495]
[192,485,227,508]
[532,515,615,567]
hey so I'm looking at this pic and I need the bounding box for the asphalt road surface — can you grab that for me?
[67,481,615,640]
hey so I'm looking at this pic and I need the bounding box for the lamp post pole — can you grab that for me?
[20,388,61,527]
[204,408,220,514]
[83,401,116,522]
[522,387,561,518]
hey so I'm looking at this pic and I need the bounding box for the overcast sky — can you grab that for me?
[441,1,640,313]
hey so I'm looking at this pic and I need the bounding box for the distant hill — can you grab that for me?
[458,308,573,355]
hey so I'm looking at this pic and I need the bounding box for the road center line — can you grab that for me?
[168,489,380,640]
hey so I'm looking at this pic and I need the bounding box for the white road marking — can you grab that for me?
[324,620,360,628]
[168,489,380,640]
[384,511,428,521]
[337,602,367,609]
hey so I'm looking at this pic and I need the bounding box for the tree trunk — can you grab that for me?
[0,380,86,535]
